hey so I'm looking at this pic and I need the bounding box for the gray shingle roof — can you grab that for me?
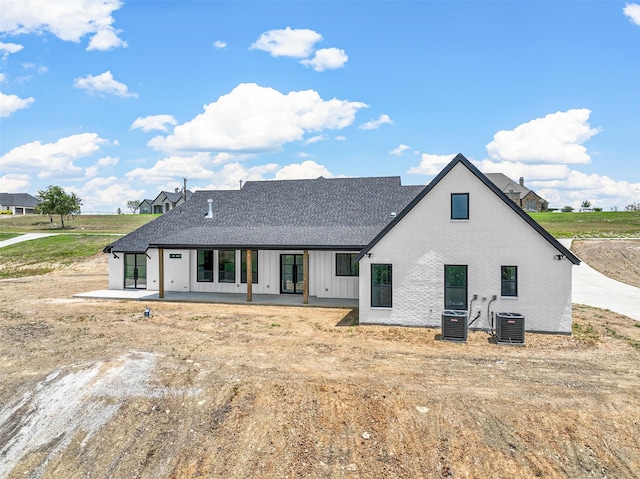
[485,173,531,196]
[0,193,39,208]
[105,177,424,253]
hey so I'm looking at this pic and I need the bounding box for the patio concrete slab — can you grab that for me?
[74,289,358,309]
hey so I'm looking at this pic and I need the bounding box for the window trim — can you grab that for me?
[240,249,259,284]
[371,263,392,308]
[444,264,468,310]
[451,193,469,220]
[218,249,236,283]
[501,265,518,297]
[197,249,214,283]
[336,252,359,277]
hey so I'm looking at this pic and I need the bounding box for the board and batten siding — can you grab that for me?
[358,161,574,333]
[311,251,359,299]
[107,254,124,289]
[109,247,360,299]
[175,249,359,298]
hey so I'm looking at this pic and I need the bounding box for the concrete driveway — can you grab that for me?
[0,233,58,248]
[560,239,640,321]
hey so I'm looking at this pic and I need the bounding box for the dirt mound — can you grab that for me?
[572,239,640,288]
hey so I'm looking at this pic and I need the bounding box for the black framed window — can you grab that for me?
[197,250,214,282]
[336,253,359,277]
[218,249,235,283]
[371,264,392,308]
[444,265,467,310]
[241,250,258,283]
[501,266,518,297]
[451,193,469,220]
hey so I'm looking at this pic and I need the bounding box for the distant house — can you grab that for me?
[139,199,153,214]
[0,193,40,215]
[105,154,579,334]
[147,189,193,214]
[485,173,548,211]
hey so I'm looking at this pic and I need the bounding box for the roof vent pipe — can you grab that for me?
[205,198,213,218]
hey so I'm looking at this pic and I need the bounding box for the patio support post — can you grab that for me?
[158,248,164,298]
[303,249,309,304]
[246,249,252,302]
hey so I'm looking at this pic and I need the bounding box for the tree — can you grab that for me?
[581,200,592,210]
[36,185,82,229]
[562,205,574,213]
[127,200,141,214]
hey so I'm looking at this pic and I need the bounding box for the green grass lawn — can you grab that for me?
[0,234,113,278]
[0,214,158,234]
[0,233,21,241]
[529,211,640,238]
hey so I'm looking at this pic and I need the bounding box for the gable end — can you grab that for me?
[357,153,579,264]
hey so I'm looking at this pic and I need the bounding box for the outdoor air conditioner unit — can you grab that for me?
[441,310,468,342]
[496,312,525,345]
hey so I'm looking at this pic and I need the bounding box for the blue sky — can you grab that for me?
[1,0,639,213]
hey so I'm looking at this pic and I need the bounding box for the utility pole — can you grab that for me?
[183,177,188,201]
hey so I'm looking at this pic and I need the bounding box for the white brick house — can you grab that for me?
[357,154,579,333]
[104,154,579,333]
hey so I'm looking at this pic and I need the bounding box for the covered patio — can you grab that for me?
[74,289,358,309]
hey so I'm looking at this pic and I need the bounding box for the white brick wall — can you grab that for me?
[359,162,574,333]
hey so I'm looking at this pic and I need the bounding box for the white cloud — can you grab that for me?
[275,160,332,180]
[0,74,4,83]
[407,109,635,210]
[623,3,640,25]
[407,153,456,175]
[87,27,127,51]
[198,162,280,190]
[304,135,326,145]
[300,47,348,71]
[149,83,367,153]
[0,91,35,117]
[360,114,393,131]
[486,109,599,164]
[213,40,227,50]
[534,171,640,210]
[0,173,30,192]
[131,115,178,132]
[390,144,411,156]
[0,0,127,51]
[0,42,23,59]
[125,153,219,184]
[476,160,571,182]
[0,133,106,178]
[74,71,137,97]
[85,156,119,178]
[22,62,48,73]
[72,177,144,213]
[250,27,322,58]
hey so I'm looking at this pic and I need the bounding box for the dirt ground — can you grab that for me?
[1,242,639,479]
[572,239,640,288]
